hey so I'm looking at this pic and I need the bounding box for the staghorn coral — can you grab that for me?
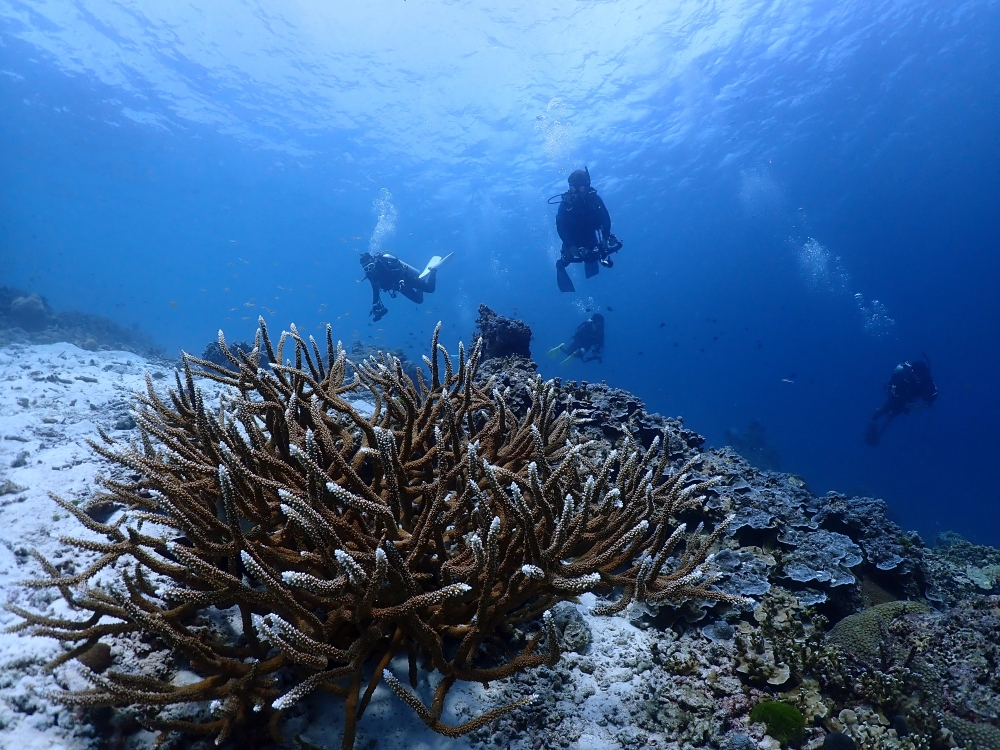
[6,318,745,749]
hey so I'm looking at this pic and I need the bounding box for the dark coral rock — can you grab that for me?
[561,379,705,454]
[823,732,856,750]
[703,449,822,536]
[549,602,592,653]
[923,534,1000,604]
[113,415,137,431]
[200,340,255,370]
[475,354,539,417]
[891,715,909,737]
[724,733,758,750]
[473,357,704,457]
[9,293,52,332]
[714,547,773,599]
[811,493,922,575]
[777,528,863,589]
[703,619,736,641]
[0,286,163,356]
[473,304,532,360]
[76,642,113,673]
[693,450,930,611]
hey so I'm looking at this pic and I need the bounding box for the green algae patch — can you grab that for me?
[750,700,806,747]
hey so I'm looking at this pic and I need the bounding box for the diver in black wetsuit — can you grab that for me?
[360,251,449,321]
[865,356,938,445]
[547,313,605,365]
[550,168,622,292]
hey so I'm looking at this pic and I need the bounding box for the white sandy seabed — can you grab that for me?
[0,342,658,750]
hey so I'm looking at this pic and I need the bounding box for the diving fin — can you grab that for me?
[560,353,577,366]
[547,344,565,360]
[584,257,600,278]
[864,422,881,446]
[556,263,575,292]
[419,252,453,279]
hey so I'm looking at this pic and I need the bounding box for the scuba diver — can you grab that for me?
[360,251,452,322]
[865,355,938,445]
[547,313,605,365]
[549,168,622,292]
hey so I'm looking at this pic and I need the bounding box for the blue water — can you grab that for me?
[1,1,998,545]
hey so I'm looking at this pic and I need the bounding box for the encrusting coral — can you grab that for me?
[6,319,745,748]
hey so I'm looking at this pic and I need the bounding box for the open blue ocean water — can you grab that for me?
[1,1,997,545]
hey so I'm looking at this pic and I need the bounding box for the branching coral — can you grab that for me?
[7,319,745,748]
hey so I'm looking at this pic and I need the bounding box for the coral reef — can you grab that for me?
[559,378,706,454]
[825,601,931,665]
[922,533,1000,605]
[4,308,1000,750]
[811,494,921,577]
[474,304,532,360]
[7,320,743,748]
[778,529,863,589]
[9,293,51,332]
[0,286,162,356]
[915,595,1000,724]
[943,715,1000,750]
[200,339,255,371]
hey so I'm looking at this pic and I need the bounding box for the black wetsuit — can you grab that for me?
[560,317,605,363]
[866,361,937,444]
[556,188,612,263]
[364,253,435,320]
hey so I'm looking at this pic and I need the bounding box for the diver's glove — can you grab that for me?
[370,301,388,322]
